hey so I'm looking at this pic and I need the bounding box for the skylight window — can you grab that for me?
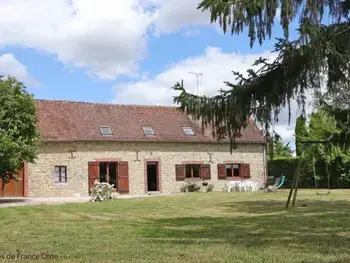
[142,126,155,136]
[100,126,113,136]
[183,127,195,136]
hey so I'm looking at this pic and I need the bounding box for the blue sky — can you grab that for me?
[0,0,307,149]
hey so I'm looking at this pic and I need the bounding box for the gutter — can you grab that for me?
[41,138,267,144]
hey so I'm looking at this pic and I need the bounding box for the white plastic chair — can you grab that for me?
[227,181,240,192]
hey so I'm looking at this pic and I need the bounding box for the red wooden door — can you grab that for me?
[241,164,251,179]
[118,162,129,194]
[88,162,99,193]
[217,164,227,180]
[201,164,211,180]
[175,164,185,181]
[12,169,24,197]
[0,169,24,197]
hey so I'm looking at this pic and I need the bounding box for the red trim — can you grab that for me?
[95,158,121,162]
[224,160,242,164]
[144,158,162,193]
[23,162,29,197]
[181,161,204,164]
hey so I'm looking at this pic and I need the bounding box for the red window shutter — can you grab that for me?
[175,164,185,181]
[217,164,227,180]
[88,162,99,192]
[241,163,251,179]
[201,164,211,180]
[118,162,129,194]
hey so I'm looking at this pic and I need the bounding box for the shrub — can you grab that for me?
[268,157,314,188]
[206,184,214,192]
[187,183,201,192]
[180,182,201,192]
[268,157,350,189]
[90,181,114,202]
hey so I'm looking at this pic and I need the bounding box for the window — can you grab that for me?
[218,163,250,180]
[226,164,240,177]
[54,166,67,183]
[185,164,201,178]
[100,126,113,136]
[176,164,211,181]
[183,127,195,136]
[142,126,155,136]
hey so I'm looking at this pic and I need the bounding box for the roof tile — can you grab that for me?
[35,99,266,143]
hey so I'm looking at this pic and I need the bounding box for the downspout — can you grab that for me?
[263,144,268,186]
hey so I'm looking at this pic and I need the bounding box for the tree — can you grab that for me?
[300,108,350,187]
[0,76,40,186]
[267,132,293,159]
[173,0,350,152]
[295,115,308,156]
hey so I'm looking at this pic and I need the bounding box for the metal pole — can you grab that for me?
[188,72,203,95]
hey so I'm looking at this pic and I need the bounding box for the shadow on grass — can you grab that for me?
[139,200,350,257]
[221,199,350,214]
[0,198,28,204]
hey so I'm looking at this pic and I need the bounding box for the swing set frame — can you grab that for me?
[285,137,332,209]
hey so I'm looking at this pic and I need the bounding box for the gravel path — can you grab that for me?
[0,193,182,208]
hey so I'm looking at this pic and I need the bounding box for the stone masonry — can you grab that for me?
[27,141,266,197]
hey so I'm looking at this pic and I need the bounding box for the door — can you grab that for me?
[147,162,158,192]
[0,169,24,197]
[118,162,129,194]
[88,162,99,193]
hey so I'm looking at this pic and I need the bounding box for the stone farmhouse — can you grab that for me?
[0,99,267,197]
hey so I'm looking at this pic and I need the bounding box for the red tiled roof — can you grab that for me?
[35,99,266,143]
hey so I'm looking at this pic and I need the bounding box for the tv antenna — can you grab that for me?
[188,72,203,95]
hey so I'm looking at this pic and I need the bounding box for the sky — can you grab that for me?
[0,0,314,151]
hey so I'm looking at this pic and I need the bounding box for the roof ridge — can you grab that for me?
[35,99,178,109]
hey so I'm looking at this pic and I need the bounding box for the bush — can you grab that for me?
[90,181,114,202]
[180,182,202,192]
[268,157,315,188]
[180,181,215,192]
[206,184,214,192]
[268,157,350,189]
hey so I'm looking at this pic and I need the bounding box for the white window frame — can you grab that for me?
[100,126,113,136]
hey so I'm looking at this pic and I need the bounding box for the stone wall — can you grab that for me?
[27,141,266,197]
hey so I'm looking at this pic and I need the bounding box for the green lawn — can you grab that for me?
[0,190,349,263]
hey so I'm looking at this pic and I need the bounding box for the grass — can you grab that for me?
[0,190,349,263]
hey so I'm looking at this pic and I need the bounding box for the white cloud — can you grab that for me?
[152,0,210,35]
[113,46,315,145]
[0,0,222,80]
[0,0,155,80]
[113,46,276,105]
[0,53,39,87]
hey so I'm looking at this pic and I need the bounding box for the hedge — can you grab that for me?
[267,157,350,189]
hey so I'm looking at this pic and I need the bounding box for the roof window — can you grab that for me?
[100,126,113,136]
[142,126,155,136]
[183,127,195,136]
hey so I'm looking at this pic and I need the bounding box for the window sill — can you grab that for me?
[54,182,68,185]
[226,177,242,181]
[185,178,202,182]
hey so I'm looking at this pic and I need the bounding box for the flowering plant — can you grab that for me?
[90,180,114,202]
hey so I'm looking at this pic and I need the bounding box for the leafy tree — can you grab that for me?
[295,115,308,156]
[302,109,350,187]
[0,76,40,186]
[267,132,293,159]
[173,0,350,151]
